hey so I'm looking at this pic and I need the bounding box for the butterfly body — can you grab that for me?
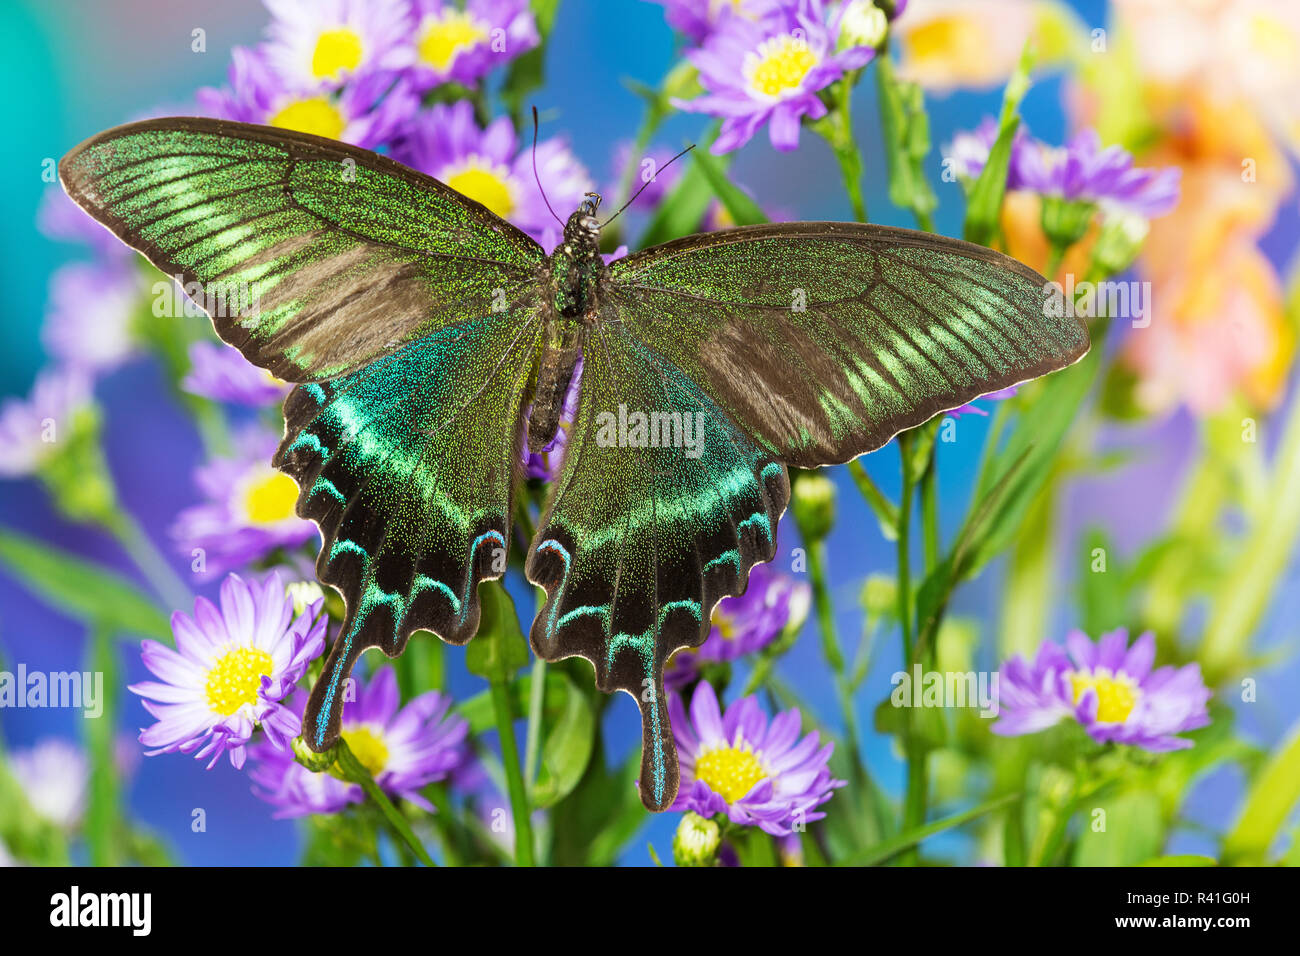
[59,117,1091,812]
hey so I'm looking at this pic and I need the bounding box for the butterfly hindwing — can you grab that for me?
[59,117,543,380]
[279,311,542,751]
[607,222,1089,466]
[525,323,789,811]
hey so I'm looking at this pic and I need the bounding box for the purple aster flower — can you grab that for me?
[247,668,469,817]
[262,0,413,89]
[10,738,88,828]
[392,100,592,247]
[665,563,809,689]
[523,357,582,481]
[651,0,783,44]
[41,262,141,374]
[37,190,132,262]
[668,680,844,835]
[403,0,539,89]
[674,0,876,154]
[946,118,1180,219]
[1014,128,1181,219]
[181,341,290,406]
[993,629,1212,752]
[198,46,418,147]
[0,367,92,479]
[170,427,318,577]
[129,571,327,769]
[948,385,1018,419]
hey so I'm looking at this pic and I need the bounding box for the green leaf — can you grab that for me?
[1224,718,1300,864]
[692,148,768,226]
[840,793,1018,866]
[500,0,562,124]
[0,527,171,639]
[876,55,938,224]
[465,581,529,681]
[637,126,722,248]
[963,44,1034,247]
[1136,855,1217,867]
[454,670,596,809]
[1071,790,1164,866]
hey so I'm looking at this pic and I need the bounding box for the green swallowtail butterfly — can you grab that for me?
[60,117,1088,811]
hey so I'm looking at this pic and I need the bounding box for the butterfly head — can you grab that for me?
[560,192,603,252]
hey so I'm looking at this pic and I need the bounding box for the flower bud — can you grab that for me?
[291,735,337,773]
[838,1,889,49]
[286,580,325,618]
[791,472,836,543]
[673,812,721,867]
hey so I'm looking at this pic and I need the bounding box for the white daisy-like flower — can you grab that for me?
[262,0,413,88]
[129,571,327,769]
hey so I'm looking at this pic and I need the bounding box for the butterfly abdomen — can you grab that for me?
[528,311,583,454]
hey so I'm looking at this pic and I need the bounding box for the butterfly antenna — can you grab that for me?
[532,106,565,229]
[600,142,696,229]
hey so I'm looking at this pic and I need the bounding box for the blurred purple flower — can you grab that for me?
[0,367,92,479]
[604,141,685,214]
[674,0,876,153]
[170,427,317,576]
[129,571,326,769]
[947,118,1181,218]
[1016,128,1181,218]
[247,668,469,817]
[668,680,844,835]
[198,46,418,147]
[524,357,582,481]
[37,190,132,263]
[665,563,809,689]
[262,0,413,88]
[993,629,1212,751]
[403,0,539,89]
[42,262,141,374]
[948,385,1018,419]
[392,100,592,246]
[651,0,782,44]
[10,738,88,828]
[181,341,290,406]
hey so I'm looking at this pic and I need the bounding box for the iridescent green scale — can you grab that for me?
[61,118,1089,811]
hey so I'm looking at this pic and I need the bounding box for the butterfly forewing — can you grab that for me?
[59,117,543,380]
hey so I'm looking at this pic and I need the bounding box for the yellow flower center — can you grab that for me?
[205,647,274,716]
[243,470,300,526]
[695,741,766,803]
[417,11,488,71]
[746,34,819,98]
[444,160,516,218]
[1070,668,1139,724]
[269,96,347,140]
[713,609,736,641]
[341,725,390,777]
[311,28,364,81]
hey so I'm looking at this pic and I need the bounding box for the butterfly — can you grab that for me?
[60,117,1089,811]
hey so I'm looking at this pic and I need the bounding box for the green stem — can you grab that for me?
[896,433,928,860]
[847,459,899,534]
[106,511,191,612]
[816,76,868,222]
[490,677,536,866]
[920,445,940,574]
[523,656,547,787]
[85,624,121,866]
[335,739,436,867]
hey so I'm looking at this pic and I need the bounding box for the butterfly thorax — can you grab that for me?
[529,207,605,454]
